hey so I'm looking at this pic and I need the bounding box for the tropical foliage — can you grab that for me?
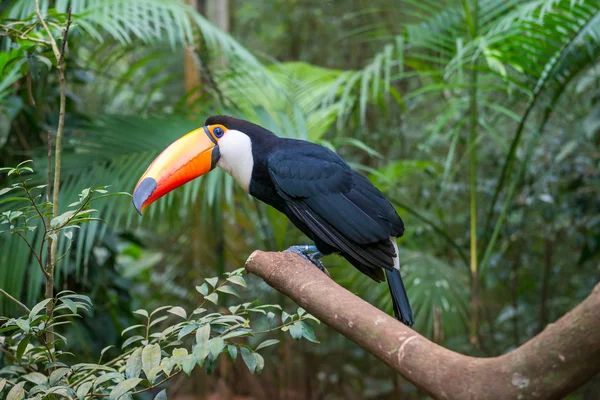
[1,0,599,398]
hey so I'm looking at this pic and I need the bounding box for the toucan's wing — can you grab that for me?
[267,140,403,272]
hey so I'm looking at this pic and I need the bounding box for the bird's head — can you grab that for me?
[132,115,272,214]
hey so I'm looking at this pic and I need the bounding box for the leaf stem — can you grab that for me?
[15,232,48,279]
[0,288,30,313]
[0,23,51,45]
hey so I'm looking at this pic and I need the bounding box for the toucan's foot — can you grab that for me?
[285,245,318,253]
[284,245,329,276]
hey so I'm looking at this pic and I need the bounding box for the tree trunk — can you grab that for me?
[246,251,600,400]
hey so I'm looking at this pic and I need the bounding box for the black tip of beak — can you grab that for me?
[132,177,157,215]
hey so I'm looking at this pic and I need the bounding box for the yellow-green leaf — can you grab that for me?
[109,378,142,400]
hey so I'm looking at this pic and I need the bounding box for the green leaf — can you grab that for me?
[193,343,210,364]
[125,348,142,379]
[50,210,76,228]
[141,344,161,383]
[228,305,241,314]
[150,305,173,317]
[300,322,319,343]
[227,345,237,361]
[28,298,52,320]
[226,276,247,288]
[122,335,145,349]
[206,277,219,288]
[181,354,196,376]
[195,324,210,344]
[254,353,265,375]
[59,298,77,314]
[240,347,257,374]
[48,386,74,398]
[303,314,321,324]
[76,381,93,400]
[93,372,123,388]
[281,312,290,323]
[0,187,17,196]
[109,378,143,400]
[61,294,93,305]
[6,382,25,400]
[207,337,225,358]
[0,378,6,394]
[15,318,29,333]
[0,325,19,333]
[177,324,197,340]
[133,309,149,318]
[289,323,303,340]
[49,368,71,385]
[121,325,145,336]
[255,339,279,351]
[216,285,239,297]
[192,307,206,315]
[195,284,209,296]
[16,335,30,361]
[204,293,218,304]
[21,372,47,385]
[154,389,167,400]
[167,306,187,319]
[149,315,169,328]
[222,329,252,340]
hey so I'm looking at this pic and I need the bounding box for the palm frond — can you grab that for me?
[480,0,600,267]
[5,0,264,68]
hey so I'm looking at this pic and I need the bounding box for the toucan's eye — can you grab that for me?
[213,127,224,138]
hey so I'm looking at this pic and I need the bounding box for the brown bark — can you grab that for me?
[245,251,600,400]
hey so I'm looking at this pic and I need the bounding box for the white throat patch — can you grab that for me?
[216,129,254,193]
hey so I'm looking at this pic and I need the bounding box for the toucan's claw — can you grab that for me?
[284,245,330,276]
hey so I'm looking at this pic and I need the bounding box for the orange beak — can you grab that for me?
[132,126,220,214]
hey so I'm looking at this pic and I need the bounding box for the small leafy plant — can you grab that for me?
[0,160,127,318]
[0,162,320,400]
[0,270,319,400]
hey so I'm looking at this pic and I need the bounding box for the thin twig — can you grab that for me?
[0,23,51,45]
[17,171,47,232]
[0,288,30,313]
[58,10,72,66]
[15,231,48,279]
[39,333,56,363]
[46,131,52,271]
[35,0,72,347]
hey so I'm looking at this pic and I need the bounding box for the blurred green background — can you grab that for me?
[1,0,599,398]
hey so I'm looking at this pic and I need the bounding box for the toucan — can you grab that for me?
[132,115,414,326]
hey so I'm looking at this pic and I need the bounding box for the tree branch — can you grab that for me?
[245,251,600,400]
[0,288,30,313]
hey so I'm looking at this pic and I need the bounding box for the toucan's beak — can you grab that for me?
[132,126,220,214]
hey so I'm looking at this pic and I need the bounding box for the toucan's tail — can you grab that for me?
[386,268,414,326]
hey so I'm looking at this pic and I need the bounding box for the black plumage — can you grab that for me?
[205,115,413,325]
